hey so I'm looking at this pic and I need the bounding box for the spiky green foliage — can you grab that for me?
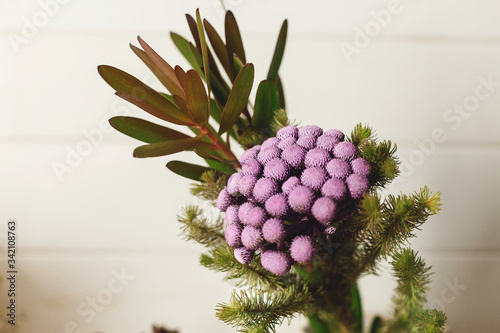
[190,170,227,203]
[216,286,314,333]
[177,205,225,247]
[413,310,447,333]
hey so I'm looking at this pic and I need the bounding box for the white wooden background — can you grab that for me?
[1,0,500,332]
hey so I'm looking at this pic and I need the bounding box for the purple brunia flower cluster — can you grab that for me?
[216,125,371,276]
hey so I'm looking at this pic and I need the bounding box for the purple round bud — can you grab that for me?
[325,226,337,234]
[282,176,301,195]
[261,137,279,150]
[288,186,315,213]
[304,148,331,168]
[225,205,241,225]
[264,158,290,181]
[244,206,267,227]
[351,158,371,176]
[216,189,232,212]
[311,197,337,225]
[299,125,323,137]
[227,172,243,195]
[278,136,296,150]
[261,250,292,276]
[225,223,242,248]
[257,146,281,165]
[239,145,260,164]
[326,158,352,179]
[253,178,278,203]
[238,174,258,197]
[333,142,358,161]
[290,236,315,263]
[241,226,264,250]
[324,129,344,141]
[281,144,306,168]
[321,177,347,201]
[316,134,339,152]
[276,125,299,140]
[301,167,328,191]
[238,202,255,222]
[346,174,369,199]
[234,247,254,265]
[262,218,286,243]
[296,135,317,149]
[242,159,262,176]
[265,193,289,217]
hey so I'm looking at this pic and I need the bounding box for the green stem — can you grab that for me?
[202,125,241,169]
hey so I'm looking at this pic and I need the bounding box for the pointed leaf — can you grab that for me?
[188,42,205,77]
[170,33,203,74]
[233,54,244,74]
[196,9,211,97]
[350,283,363,333]
[184,70,209,126]
[136,36,184,98]
[133,133,204,158]
[186,14,202,52]
[267,20,288,79]
[219,63,254,134]
[98,65,193,125]
[269,80,279,113]
[275,74,286,109]
[109,116,190,143]
[174,66,186,88]
[204,19,233,81]
[252,80,272,130]
[225,11,246,64]
[166,161,210,181]
[172,95,189,115]
[369,316,383,333]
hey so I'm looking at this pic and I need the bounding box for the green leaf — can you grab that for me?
[170,32,203,74]
[133,133,204,158]
[267,20,288,79]
[136,36,184,98]
[174,65,186,88]
[166,161,210,181]
[275,74,286,109]
[225,11,246,64]
[188,42,205,78]
[109,116,190,143]
[252,80,272,130]
[98,65,193,126]
[219,63,254,134]
[184,69,209,126]
[233,54,244,74]
[369,316,382,333]
[350,282,363,333]
[196,9,211,97]
[204,19,233,81]
[307,315,329,333]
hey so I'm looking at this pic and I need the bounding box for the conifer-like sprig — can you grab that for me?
[413,309,447,333]
[216,286,314,333]
[190,170,227,204]
[177,205,225,247]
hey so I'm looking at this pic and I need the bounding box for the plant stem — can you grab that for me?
[202,125,241,169]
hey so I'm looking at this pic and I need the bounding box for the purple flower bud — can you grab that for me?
[238,202,255,222]
[346,174,369,199]
[241,226,264,250]
[333,142,357,161]
[281,144,306,168]
[242,159,262,176]
[316,134,339,152]
[288,186,315,213]
[311,197,337,225]
[238,174,258,197]
[351,158,371,176]
[264,158,290,181]
[299,125,323,137]
[216,189,232,212]
[296,135,317,149]
[225,205,241,225]
[304,148,331,168]
[225,223,242,248]
[261,137,279,150]
[253,178,278,203]
[234,247,254,265]
[257,146,281,165]
[244,206,267,227]
[276,125,299,140]
[265,193,289,217]
[261,250,292,276]
[262,218,286,243]
[325,226,337,234]
[227,172,243,195]
[290,235,315,263]
[301,167,328,191]
[324,129,344,141]
[239,145,260,164]
[282,176,301,195]
[326,158,352,179]
[321,177,347,201]
[278,136,296,150]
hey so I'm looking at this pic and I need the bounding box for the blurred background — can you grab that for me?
[1,0,500,332]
